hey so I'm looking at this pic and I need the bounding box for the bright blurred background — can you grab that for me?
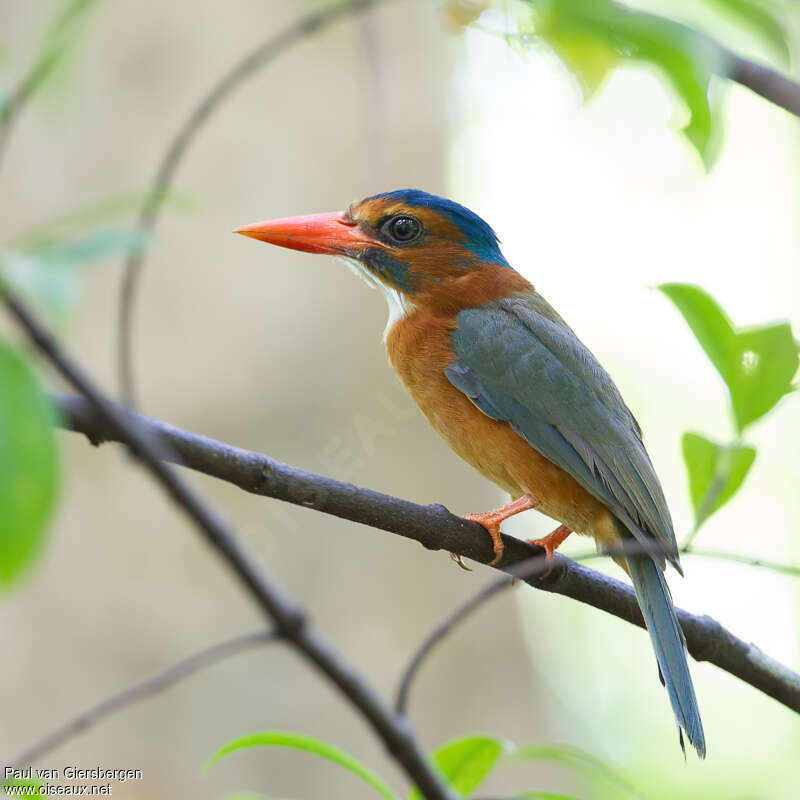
[1,1,799,798]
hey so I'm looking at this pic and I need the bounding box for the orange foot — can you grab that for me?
[451,495,538,570]
[527,524,572,560]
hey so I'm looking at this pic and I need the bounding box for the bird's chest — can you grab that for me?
[385,311,526,495]
[385,312,462,429]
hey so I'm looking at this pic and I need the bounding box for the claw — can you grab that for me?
[464,512,505,566]
[460,495,537,569]
[449,551,472,571]
[527,524,572,561]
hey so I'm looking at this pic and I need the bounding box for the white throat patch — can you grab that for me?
[336,256,414,341]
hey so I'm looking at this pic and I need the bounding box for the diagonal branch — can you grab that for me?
[3,294,453,800]
[10,631,278,768]
[117,0,389,407]
[723,50,800,117]
[51,393,800,716]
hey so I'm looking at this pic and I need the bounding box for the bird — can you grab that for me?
[235,189,705,757]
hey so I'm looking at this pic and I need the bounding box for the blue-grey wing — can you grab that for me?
[446,293,677,566]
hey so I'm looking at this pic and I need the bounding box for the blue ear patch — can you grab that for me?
[362,247,418,293]
[369,189,511,267]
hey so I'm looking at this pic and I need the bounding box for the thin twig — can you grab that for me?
[0,0,101,173]
[682,546,800,577]
[395,551,564,715]
[2,294,452,800]
[9,631,278,768]
[117,0,388,407]
[396,543,668,715]
[0,50,58,170]
[50,393,800,716]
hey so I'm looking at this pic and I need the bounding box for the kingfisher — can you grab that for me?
[235,189,705,757]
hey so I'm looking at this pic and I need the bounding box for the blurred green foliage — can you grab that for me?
[703,0,790,60]
[509,743,642,799]
[0,0,101,139]
[207,731,400,800]
[6,190,189,254]
[409,735,505,798]
[0,342,58,587]
[660,283,797,538]
[0,1,181,588]
[681,434,756,529]
[523,1,722,162]
[0,212,154,587]
[1,227,148,320]
[458,0,791,167]
[208,731,642,799]
[660,283,798,433]
[0,0,107,591]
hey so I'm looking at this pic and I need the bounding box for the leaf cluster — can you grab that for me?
[659,283,797,537]
[206,730,638,799]
[0,1,181,588]
[458,0,791,167]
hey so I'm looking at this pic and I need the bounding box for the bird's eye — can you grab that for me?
[383,215,422,244]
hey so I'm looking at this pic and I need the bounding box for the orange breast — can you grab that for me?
[386,309,616,540]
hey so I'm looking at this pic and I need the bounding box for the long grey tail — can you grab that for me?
[627,553,706,758]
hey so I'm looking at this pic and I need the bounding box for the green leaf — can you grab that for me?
[536,11,617,100]
[0,341,59,586]
[701,0,790,63]
[0,250,79,319]
[514,0,723,165]
[1,229,149,320]
[728,322,799,430]
[658,283,736,378]
[206,732,399,800]
[510,743,641,799]
[32,228,148,267]
[7,190,191,252]
[659,283,798,431]
[682,433,755,528]
[409,735,505,799]
[28,0,102,106]
[515,794,581,800]
[0,0,101,128]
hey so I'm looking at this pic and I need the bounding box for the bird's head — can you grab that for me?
[236,189,530,317]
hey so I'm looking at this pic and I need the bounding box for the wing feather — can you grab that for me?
[447,294,678,567]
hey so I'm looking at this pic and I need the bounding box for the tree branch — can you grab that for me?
[117,0,389,407]
[723,49,800,117]
[9,631,278,768]
[51,393,800,716]
[3,295,452,800]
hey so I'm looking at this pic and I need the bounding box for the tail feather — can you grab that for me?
[627,553,706,758]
